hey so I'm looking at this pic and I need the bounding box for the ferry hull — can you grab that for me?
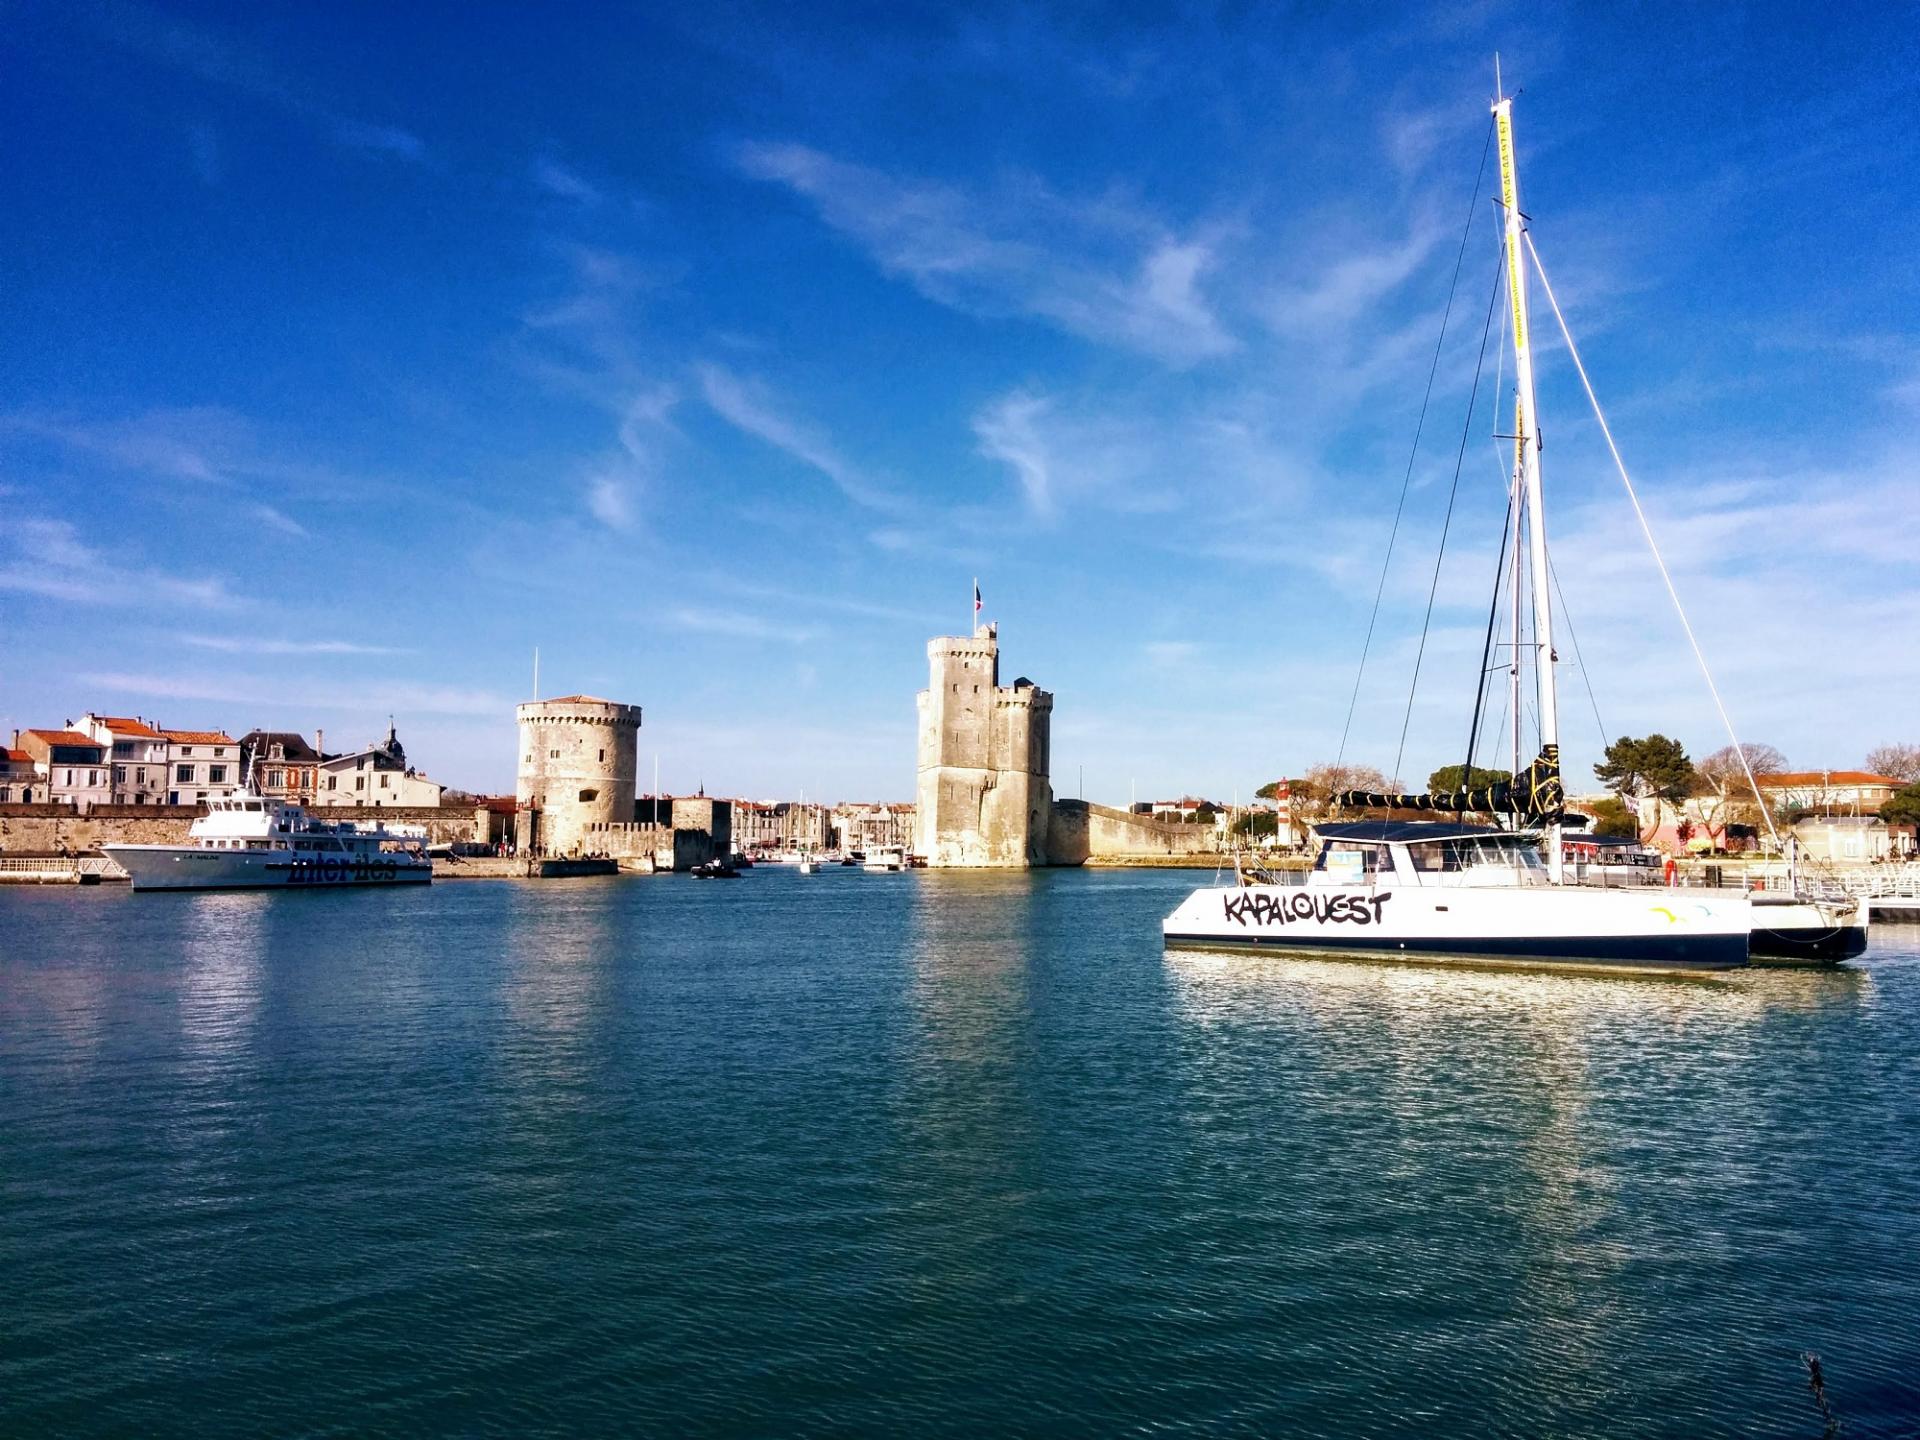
[1163,883,1751,973]
[103,845,432,892]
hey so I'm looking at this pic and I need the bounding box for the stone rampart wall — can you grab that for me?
[1046,800,1217,865]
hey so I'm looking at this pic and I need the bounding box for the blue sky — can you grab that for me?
[4,1,1917,802]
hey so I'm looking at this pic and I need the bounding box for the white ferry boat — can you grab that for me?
[104,790,433,892]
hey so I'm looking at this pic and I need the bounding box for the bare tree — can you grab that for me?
[1693,743,1786,848]
[1294,762,1397,822]
[1866,743,1920,784]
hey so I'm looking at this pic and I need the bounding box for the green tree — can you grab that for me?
[1191,802,1220,825]
[1587,796,1638,838]
[1426,764,1509,793]
[1231,811,1279,837]
[1879,783,1920,827]
[1594,734,1697,805]
[1254,780,1284,800]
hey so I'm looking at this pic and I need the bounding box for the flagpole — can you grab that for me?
[971,576,977,637]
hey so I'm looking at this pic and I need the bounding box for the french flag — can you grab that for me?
[973,580,982,616]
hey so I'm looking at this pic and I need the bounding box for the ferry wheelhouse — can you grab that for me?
[103,791,433,892]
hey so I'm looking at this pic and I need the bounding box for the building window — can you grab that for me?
[550,749,559,759]
[355,777,366,791]
[196,792,207,802]
[327,776,338,791]
[268,769,284,787]
[214,748,225,757]
[65,769,74,786]
[114,765,127,782]
[114,742,134,758]
[180,746,193,756]
[177,764,194,782]
[136,767,146,781]
[379,774,390,789]
[0,788,8,803]
[209,765,227,784]
[579,788,599,802]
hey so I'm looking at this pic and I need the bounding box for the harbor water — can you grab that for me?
[3,869,1918,1437]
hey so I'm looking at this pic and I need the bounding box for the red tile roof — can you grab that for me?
[95,715,164,738]
[1757,771,1903,789]
[160,729,236,745]
[4,748,32,764]
[21,729,99,746]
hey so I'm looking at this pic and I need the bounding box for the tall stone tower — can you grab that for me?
[515,695,642,855]
[915,622,1053,866]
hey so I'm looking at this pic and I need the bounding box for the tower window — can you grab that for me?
[579,788,599,802]
[598,748,605,761]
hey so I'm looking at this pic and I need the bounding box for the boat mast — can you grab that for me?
[1495,86,1563,879]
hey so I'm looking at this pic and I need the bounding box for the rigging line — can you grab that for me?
[1335,115,1496,771]
[1462,487,1514,780]
[1546,554,1609,751]
[1523,230,1782,848]
[1392,248,1506,789]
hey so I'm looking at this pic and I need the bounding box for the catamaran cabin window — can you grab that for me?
[1313,843,1390,874]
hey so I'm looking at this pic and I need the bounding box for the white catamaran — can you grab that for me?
[1164,86,1768,973]
[105,788,434,892]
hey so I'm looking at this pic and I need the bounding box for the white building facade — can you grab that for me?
[162,730,241,806]
[76,713,171,805]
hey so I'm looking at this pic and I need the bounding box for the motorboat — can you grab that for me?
[863,847,905,873]
[103,788,432,892]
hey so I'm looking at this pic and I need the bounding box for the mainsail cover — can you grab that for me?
[1332,744,1564,822]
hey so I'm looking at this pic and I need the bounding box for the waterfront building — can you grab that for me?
[833,801,914,853]
[238,731,323,804]
[18,729,112,812]
[75,714,170,805]
[915,621,1053,867]
[161,728,240,805]
[514,696,642,855]
[314,724,444,808]
[1759,770,1904,815]
[1,746,42,803]
[1791,814,1896,865]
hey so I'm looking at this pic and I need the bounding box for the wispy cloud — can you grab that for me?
[335,121,428,163]
[532,155,602,206]
[733,141,1235,365]
[0,519,242,610]
[85,2,427,165]
[82,671,507,717]
[181,634,406,657]
[581,384,678,533]
[249,503,307,537]
[666,607,819,643]
[697,364,902,512]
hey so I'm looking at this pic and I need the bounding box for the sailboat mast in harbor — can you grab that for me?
[1495,88,1564,881]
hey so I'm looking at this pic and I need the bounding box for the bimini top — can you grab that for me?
[1315,820,1522,845]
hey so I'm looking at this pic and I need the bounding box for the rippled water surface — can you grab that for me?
[3,869,1919,1437]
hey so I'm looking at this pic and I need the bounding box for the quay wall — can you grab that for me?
[0,802,482,854]
[1046,800,1218,866]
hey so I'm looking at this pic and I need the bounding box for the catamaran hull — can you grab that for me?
[1747,898,1869,964]
[103,845,432,892]
[1162,884,1751,972]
